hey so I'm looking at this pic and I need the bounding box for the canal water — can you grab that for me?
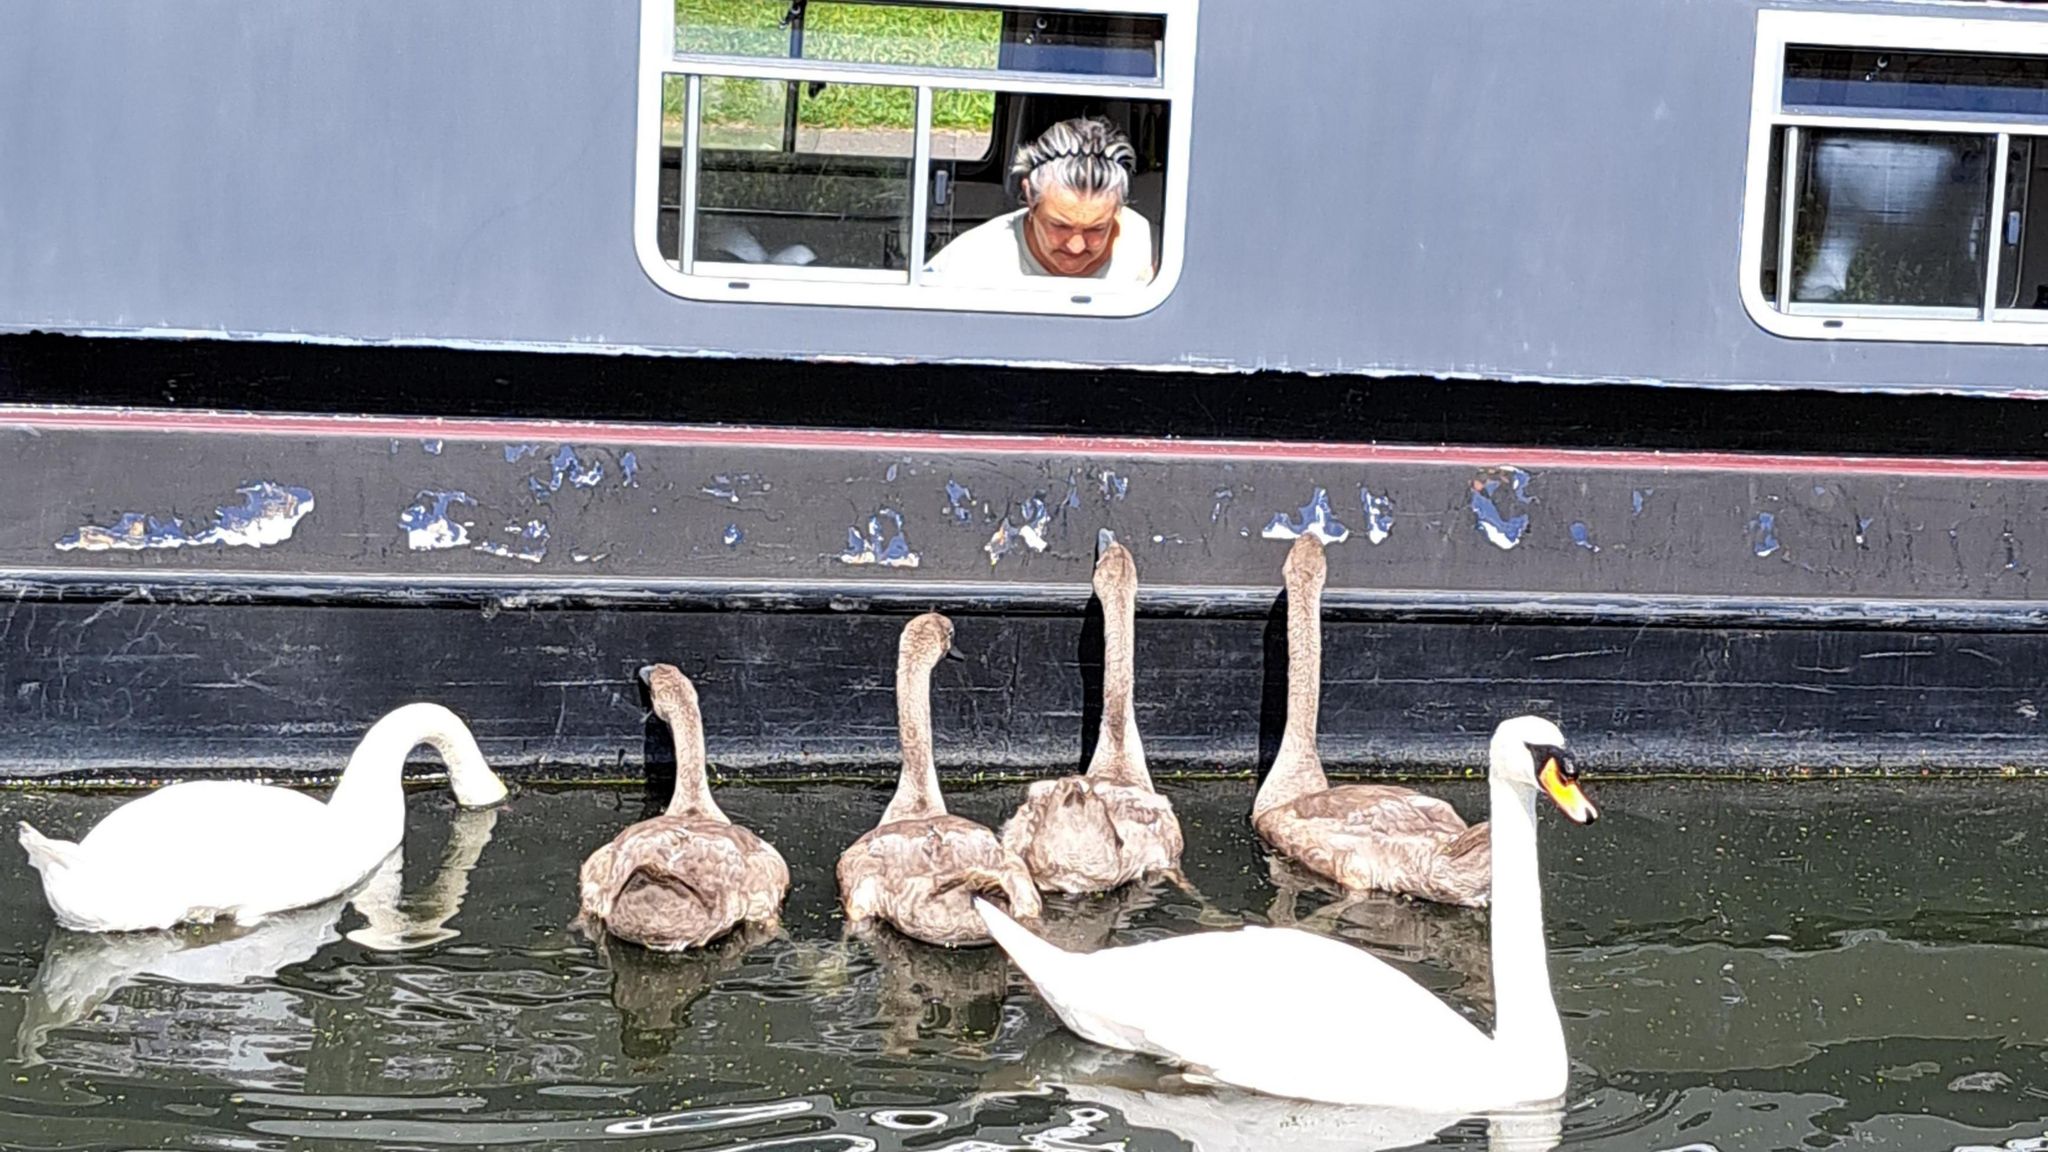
[4,778,2048,1151]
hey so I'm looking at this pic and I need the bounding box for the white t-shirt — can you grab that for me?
[925,206,1155,285]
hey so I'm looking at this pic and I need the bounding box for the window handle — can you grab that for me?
[934,171,950,207]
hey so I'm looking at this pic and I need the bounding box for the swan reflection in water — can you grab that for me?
[17,805,500,1067]
[1267,854,1495,1014]
[599,919,778,1058]
[989,1032,1564,1152]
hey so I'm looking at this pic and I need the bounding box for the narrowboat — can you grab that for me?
[3,0,2048,777]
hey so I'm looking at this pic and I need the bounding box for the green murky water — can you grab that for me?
[4,779,2048,1151]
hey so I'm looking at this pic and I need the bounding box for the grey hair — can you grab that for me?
[1012,117,1135,204]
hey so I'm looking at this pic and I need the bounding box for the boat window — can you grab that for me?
[1742,12,2048,343]
[635,0,1195,316]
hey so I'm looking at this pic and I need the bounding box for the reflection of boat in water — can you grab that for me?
[17,806,498,1072]
[991,1031,1563,1152]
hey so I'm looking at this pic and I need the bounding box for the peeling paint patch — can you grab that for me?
[983,475,1084,565]
[700,472,768,504]
[1750,512,1781,558]
[1631,489,1651,516]
[1150,533,1185,545]
[421,439,444,456]
[1360,487,1394,545]
[1261,487,1350,544]
[550,445,604,490]
[1099,470,1129,501]
[985,495,1058,564]
[400,490,477,551]
[620,451,640,487]
[944,480,975,524]
[724,523,743,547]
[504,444,540,463]
[477,519,550,563]
[2004,526,2023,572]
[841,510,918,568]
[1211,488,1233,524]
[885,463,900,483]
[1469,468,1532,550]
[1570,521,1600,552]
[56,482,315,553]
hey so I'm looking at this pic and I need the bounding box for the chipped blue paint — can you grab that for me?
[2006,527,2023,571]
[399,490,477,551]
[700,472,765,503]
[546,444,603,490]
[984,477,1085,565]
[944,480,975,524]
[1855,516,1872,548]
[421,439,444,456]
[1570,521,1600,552]
[504,444,539,463]
[1211,487,1233,523]
[1261,487,1350,544]
[1360,487,1394,545]
[388,440,402,456]
[724,523,743,547]
[1099,470,1129,501]
[477,519,550,563]
[1631,489,1650,516]
[56,482,316,553]
[1750,512,1780,558]
[841,509,919,568]
[885,463,900,483]
[1469,468,1532,550]
[619,451,640,487]
[1151,533,1186,545]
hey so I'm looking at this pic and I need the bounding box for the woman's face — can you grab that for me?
[1024,184,1122,276]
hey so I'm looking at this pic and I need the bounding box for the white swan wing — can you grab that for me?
[70,782,365,925]
[1034,925,1491,1106]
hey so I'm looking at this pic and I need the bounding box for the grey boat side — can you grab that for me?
[3,0,2048,394]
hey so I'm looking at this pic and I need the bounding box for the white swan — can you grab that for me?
[17,702,508,933]
[976,715,1597,1111]
[17,803,501,1065]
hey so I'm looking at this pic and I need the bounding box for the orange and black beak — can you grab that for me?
[1531,745,1597,824]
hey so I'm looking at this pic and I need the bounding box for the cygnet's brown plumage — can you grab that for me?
[1000,539,1183,894]
[1250,535,1492,907]
[577,664,790,951]
[837,613,1042,947]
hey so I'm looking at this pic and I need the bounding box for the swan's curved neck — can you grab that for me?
[883,653,945,824]
[1486,775,1565,1074]
[326,703,503,849]
[1085,580,1150,790]
[662,699,727,822]
[1254,574,1330,817]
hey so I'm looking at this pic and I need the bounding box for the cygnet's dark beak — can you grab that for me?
[636,664,656,686]
[943,642,966,662]
[1096,527,1117,559]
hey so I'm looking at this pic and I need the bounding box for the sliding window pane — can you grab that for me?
[1791,129,1993,309]
[674,1,1161,80]
[1785,46,2048,118]
[2000,137,2048,310]
[694,76,914,273]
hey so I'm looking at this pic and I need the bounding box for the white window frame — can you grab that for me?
[633,0,1197,317]
[1740,8,2048,345]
